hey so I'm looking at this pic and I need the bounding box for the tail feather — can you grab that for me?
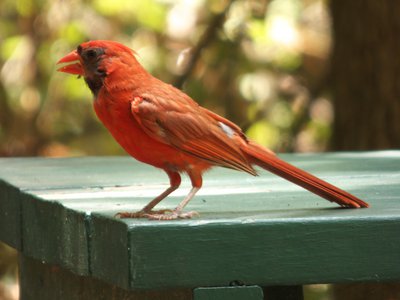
[244,142,369,208]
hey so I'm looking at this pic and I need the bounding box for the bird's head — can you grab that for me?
[57,40,141,95]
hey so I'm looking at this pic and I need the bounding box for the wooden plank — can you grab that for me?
[0,181,22,249]
[0,157,160,276]
[0,152,399,291]
[120,216,399,289]
[21,196,89,275]
[89,214,130,289]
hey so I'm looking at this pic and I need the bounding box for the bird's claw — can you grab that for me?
[146,210,199,220]
[115,209,199,220]
[115,209,172,219]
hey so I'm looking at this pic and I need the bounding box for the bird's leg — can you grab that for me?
[146,187,200,220]
[116,171,181,218]
[147,171,202,220]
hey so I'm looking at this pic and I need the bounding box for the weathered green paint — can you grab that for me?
[0,181,22,249]
[119,216,400,289]
[0,152,399,291]
[194,286,263,300]
[90,214,130,289]
[22,196,89,275]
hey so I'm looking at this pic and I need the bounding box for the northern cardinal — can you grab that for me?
[58,40,369,220]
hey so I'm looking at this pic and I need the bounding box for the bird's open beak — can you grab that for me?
[57,50,84,75]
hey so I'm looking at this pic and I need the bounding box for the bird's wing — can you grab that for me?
[130,93,256,175]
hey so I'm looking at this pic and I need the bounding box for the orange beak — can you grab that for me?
[57,50,84,75]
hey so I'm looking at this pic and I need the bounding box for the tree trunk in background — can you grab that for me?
[330,2,400,299]
[330,0,400,150]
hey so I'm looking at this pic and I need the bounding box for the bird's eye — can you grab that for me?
[86,49,97,59]
[82,47,105,61]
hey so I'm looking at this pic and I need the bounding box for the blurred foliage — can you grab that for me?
[0,242,18,300]
[0,0,333,157]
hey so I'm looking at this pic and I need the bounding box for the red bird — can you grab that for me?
[58,40,369,220]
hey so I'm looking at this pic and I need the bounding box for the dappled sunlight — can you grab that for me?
[0,0,332,157]
[269,16,299,48]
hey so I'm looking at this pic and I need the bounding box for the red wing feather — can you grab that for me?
[130,94,256,175]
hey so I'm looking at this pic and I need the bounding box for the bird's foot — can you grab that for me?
[115,209,199,220]
[146,210,199,220]
[115,209,172,219]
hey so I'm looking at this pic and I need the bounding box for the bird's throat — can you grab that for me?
[85,75,104,97]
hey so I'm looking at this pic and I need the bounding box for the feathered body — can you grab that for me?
[58,40,368,220]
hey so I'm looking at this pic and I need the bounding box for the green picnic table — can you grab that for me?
[0,152,399,299]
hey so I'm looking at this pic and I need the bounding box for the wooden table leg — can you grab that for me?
[263,285,304,300]
[19,255,191,300]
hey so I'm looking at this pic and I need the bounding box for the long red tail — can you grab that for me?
[243,142,369,208]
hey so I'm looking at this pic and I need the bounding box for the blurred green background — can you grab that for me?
[1,0,399,299]
[0,0,333,158]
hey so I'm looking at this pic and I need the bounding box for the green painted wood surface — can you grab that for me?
[0,182,22,249]
[0,152,399,290]
[194,286,263,299]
